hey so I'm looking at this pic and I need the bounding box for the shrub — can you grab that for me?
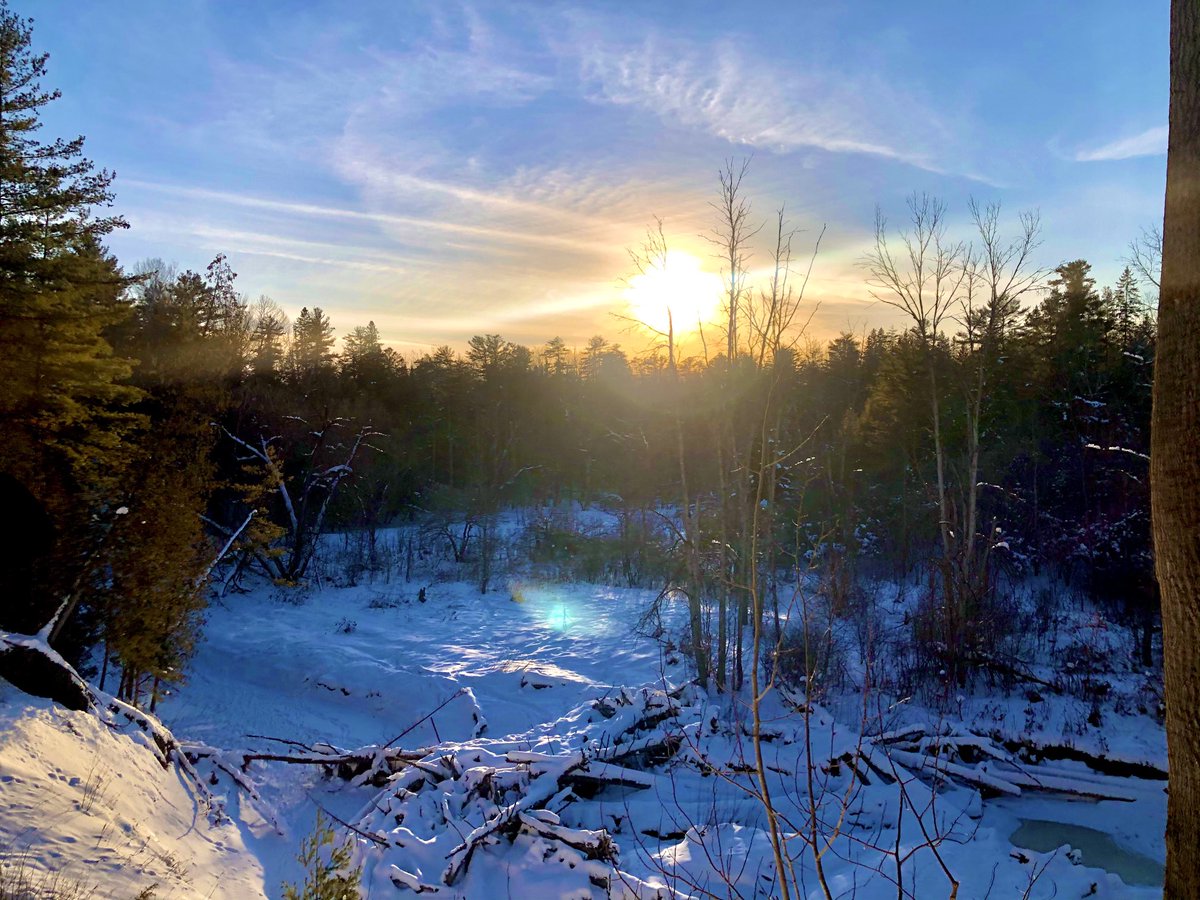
[366,592,401,610]
[768,615,850,701]
[281,809,362,900]
[524,516,672,587]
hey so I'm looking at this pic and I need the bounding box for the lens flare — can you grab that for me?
[510,580,604,635]
[546,603,572,631]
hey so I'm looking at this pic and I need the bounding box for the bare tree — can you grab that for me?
[705,162,759,690]
[220,419,382,582]
[957,201,1045,602]
[1129,224,1163,291]
[625,218,677,373]
[862,195,969,646]
[864,196,1044,683]
[745,209,824,368]
[626,220,710,683]
[706,158,761,362]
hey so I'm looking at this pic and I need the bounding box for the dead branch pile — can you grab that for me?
[349,686,688,896]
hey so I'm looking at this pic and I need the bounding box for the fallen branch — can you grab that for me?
[443,751,589,886]
[183,743,431,786]
[515,812,617,861]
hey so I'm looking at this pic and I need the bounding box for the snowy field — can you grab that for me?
[0,567,1168,898]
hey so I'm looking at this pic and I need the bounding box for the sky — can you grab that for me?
[28,0,1168,358]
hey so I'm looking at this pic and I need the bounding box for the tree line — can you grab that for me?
[0,1,1160,713]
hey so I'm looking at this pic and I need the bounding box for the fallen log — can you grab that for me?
[389,865,442,893]
[182,743,432,787]
[993,733,1168,781]
[0,633,94,712]
[884,747,1023,797]
[516,812,617,862]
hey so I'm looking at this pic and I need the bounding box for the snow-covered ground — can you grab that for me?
[0,568,1168,898]
[0,689,264,898]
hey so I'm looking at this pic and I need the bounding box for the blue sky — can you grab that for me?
[29,0,1167,356]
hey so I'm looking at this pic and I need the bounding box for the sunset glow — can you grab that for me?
[623,250,724,338]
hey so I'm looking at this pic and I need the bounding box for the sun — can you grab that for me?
[624,250,724,338]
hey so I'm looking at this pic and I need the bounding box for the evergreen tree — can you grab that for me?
[100,416,213,709]
[466,333,513,378]
[0,2,140,641]
[281,810,363,900]
[342,320,399,386]
[287,306,336,381]
[1113,265,1143,348]
[542,335,570,374]
[581,335,610,380]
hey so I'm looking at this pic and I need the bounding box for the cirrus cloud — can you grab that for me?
[1074,125,1167,162]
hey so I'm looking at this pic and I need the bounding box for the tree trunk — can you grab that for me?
[714,416,729,691]
[1155,3,1200,895]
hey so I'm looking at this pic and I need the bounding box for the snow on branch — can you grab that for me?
[1084,443,1151,462]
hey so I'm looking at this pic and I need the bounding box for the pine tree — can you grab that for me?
[581,335,610,380]
[542,335,569,374]
[97,258,251,706]
[342,320,398,386]
[466,333,513,378]
[0,2,140,640]
[1113,265,1143,348]
[281,810,362,900]
[288,306,336,378]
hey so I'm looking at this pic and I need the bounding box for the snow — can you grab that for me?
[0,686,263,897]
[0,563,1169,898]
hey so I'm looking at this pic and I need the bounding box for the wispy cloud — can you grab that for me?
[101,1,1148,348]
[1074,125,1167,162]
[565,30,965,177]
[168,224,421,275]
[122,179,607,255]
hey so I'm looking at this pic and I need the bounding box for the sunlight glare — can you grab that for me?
[624,250,724,337]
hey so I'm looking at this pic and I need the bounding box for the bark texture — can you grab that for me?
[1156,3,1200,896]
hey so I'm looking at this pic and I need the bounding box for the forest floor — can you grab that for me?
[0,563,1170,898]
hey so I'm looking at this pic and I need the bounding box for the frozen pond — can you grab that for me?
[1011,818,1164,888]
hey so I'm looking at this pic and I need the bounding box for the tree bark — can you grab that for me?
[1155,3,1200,895]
